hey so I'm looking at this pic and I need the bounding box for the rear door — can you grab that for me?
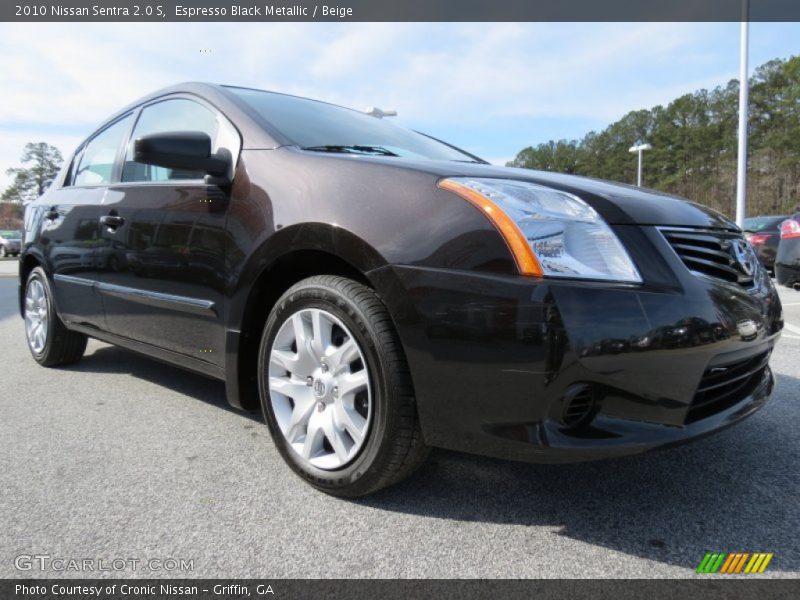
[96,96,240,366]
[47,114,132,329]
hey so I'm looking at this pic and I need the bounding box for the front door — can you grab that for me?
[95,96,239,366]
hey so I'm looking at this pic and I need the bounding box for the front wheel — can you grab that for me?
[258,275,429,497]
[24,267,87,366]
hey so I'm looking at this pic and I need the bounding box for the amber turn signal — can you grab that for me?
[438,179,543,277]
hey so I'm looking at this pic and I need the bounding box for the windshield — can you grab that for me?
[743,216,786,232]
[227,87,482,163]
[1,230,21,240]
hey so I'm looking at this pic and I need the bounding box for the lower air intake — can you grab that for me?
[686,351,770,423]
[561,385,596,428]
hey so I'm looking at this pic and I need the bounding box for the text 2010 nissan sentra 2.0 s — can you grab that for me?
[19,83,783,496]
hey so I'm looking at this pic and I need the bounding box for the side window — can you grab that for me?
[72,116,131,186]
[122,98,219,183]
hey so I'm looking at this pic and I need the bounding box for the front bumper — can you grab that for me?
[371,228,783,464]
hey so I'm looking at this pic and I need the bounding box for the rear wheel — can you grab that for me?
[24,267,87,366]
[258,275,429,497]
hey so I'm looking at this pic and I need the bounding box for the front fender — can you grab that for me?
[226,222,388,329]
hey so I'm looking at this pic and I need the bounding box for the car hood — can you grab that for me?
[347,155,738,230]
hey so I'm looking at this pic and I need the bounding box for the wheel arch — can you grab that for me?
[225,224,397,410]
[18,251,43,317]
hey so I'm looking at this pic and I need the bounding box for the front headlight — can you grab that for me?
[439,177,642,283]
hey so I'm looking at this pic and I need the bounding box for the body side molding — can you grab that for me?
[53,274,217,317]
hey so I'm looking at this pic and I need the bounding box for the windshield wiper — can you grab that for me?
[413,130,489,164]
[302,145,399,157]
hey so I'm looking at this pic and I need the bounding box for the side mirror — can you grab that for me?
[133,131,230,179]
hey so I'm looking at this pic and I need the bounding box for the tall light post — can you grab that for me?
[628,142,652,187]
[735,3,749,227]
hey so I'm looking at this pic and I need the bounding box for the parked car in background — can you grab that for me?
[0,230,22,257]
[18,83,784,497]
[743,215,788,272]
[776,215,800,289]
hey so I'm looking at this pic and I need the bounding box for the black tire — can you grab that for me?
[24,267,87,367]
[258,275,429,497]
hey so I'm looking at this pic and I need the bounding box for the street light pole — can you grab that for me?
[628,143,652,187]
[636,149,643,187]
[735,3,749,227]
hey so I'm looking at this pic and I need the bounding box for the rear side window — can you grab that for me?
[744,217,787,232]
[122,98,219,182]
[72,116,131,186]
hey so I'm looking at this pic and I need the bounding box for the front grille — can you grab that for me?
[686,351,770,423]
[661,229,754,287]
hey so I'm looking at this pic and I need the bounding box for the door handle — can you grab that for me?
[100,214,125,230]
[45,207,59,220]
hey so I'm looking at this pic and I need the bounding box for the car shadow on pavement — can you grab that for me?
[62,342,800,572]
[359,372,800,572]
[67,344,263,423]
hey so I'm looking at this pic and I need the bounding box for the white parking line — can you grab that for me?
[781,322,800,340]
[783,322,800,335]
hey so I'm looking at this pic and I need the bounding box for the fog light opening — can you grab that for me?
[561,385,597,429]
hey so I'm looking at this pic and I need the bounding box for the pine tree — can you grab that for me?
[2,143,63,203]
[510,55,800,217]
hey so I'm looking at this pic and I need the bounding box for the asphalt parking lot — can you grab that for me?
[0,266,798,579]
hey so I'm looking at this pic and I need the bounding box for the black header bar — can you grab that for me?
[3,0,800,22]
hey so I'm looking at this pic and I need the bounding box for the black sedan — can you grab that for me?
[18,83,783,496]
[776,215,800,289]
[743,215,787,271]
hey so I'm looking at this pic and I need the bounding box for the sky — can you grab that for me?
[1,21,799,188]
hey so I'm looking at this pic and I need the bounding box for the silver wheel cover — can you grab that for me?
[268,308,372,470]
